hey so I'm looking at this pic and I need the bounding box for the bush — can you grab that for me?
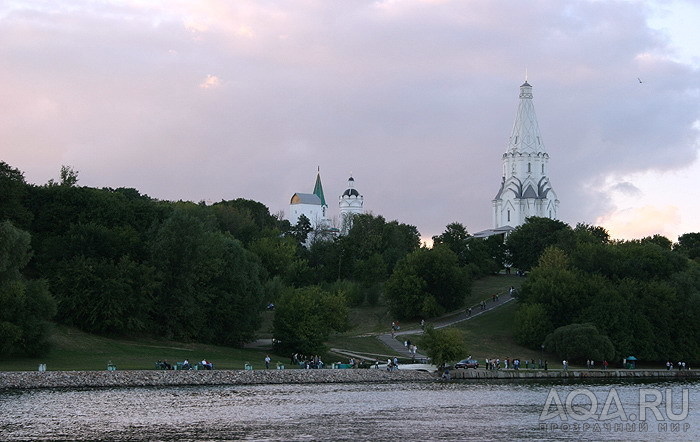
[544,323,615,362]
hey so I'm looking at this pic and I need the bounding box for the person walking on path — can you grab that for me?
[265,355,271,369]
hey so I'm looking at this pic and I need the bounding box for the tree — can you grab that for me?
[51,256,157,335]
[420,326,467,368]
[611,241,686,281]
[385,246,469,319]
[149,209,264,344]
[520,238,700,362]
[432,222,499,275]
[290,214,312,244]
[573,223,609,244]
[249,235,300,280]
[432,222,469,258]
[0,162,32,228]
[59,165,79,187]
[640,234,673,250]
[200,235,267,346]
[272,286,348,354]
[544,323,616,362]
[514,303,553,348]
[340,214,420,276]
[675,233,700,260]
[0,221,56,356]
[520,247,592,328]
[212,198,278,245]
[505,217,573,271]
[46,165,79,187]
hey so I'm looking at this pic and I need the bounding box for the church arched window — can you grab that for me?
[507,210,511,222]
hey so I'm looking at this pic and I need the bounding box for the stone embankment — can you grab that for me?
[447,369,699,380]
[0,369,434,390]
[2,368,698,390]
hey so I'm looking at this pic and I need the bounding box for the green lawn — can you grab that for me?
[330,274,530,362]
[395,302,559,367]
[464,273,523,308]
[449,301,559,368]
[1,275,537,372]
[0,324,289,372]
[338,274,525,337]
[326,335,401,357]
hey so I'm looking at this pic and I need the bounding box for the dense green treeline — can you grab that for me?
[510,218,700,363]
[0,220,55,355]
[3,162,480,356]
[2,161,699,362]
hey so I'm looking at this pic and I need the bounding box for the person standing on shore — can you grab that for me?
[265,355,271,369]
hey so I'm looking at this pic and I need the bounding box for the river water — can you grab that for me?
[1,378,697,440]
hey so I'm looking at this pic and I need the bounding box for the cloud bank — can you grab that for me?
[1,0,698,240]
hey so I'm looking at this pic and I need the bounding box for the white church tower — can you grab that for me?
[288,169,329,230]
[338,175,364,234]
[492,80,559,229]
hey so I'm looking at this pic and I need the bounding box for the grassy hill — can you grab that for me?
[0,274,540,371]
[342,274,524,335]
[0,325,287,371]
[327,274,534,359]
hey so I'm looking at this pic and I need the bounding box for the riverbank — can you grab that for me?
[0,368,434,390]
[2,367,698,390]
[447,368,699,380]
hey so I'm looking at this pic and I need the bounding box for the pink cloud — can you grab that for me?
[596,205,682,241]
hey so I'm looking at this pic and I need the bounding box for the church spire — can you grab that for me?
[492,80,559,229]
[507,80,544,156]
[313,167,327,207]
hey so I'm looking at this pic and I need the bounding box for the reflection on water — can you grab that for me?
[1,378,697,440]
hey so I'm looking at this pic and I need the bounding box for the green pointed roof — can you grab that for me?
[313,172,327,207]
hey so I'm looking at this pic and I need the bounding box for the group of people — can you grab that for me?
[471,290,511,313]
[485,357,520,370]
[385,357,400,371]
[403,340,419,360]
[585,359,609,369]
[155,359,212,370]
[390,321,400,337]
[484,358,549,370]
[667,361,690,370]
[291,353,325,369]
[155,360,172,370]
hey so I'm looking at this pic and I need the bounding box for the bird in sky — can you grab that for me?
[638,77,643,83]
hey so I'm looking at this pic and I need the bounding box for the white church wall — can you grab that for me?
[288,203,323,229]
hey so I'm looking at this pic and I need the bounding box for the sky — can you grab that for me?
[1,0,699,243]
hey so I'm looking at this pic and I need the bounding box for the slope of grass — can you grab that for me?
[326,335,401,357]
[398,301,559,367]
[463,273,522,308]
[329,274,529,360]
[454,301,544,360]
[0,324,287,372]
[1,275,529,372]
[335,274,524,337]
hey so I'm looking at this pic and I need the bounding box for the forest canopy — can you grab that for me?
[1,162,699,362]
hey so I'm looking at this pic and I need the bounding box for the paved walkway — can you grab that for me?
[376,294,516,359]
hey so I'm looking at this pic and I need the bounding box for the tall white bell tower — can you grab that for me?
[338,175,363,235]
[492,80,559,228]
